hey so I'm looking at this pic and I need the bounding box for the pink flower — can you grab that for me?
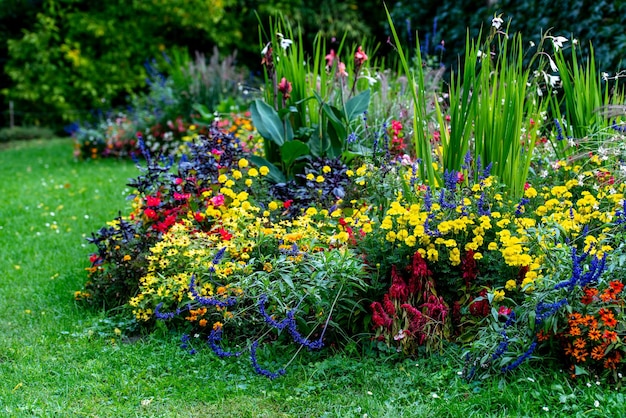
[325,49,337,67]
[278,77,292,99]
[354,46,368,67]
[498,306,512,316]
[337,62,348,77]
[210,194,225,207]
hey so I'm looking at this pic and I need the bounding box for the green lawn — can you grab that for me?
[0,139,621,417]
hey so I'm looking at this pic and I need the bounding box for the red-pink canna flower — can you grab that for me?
[325,49,337,67]
[354,46,368,67]
[278,77,292,99]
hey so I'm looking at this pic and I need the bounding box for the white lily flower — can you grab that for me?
[551,36,568,50]
[548,56,558,72]
[492,15,504,30]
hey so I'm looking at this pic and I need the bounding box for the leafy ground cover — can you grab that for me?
[1,139,624,417]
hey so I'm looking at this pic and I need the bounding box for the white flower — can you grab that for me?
[276,32,293,50]
[550,36,568,50]
[492,15,504,30]
[548,56,558,72]
[542,407,549,412]
[394,329,406,341]
[602,72,609,81]
[543,72,560,88]
[261,42,271,56]
[594,400,600,408]
[431,393,440,399]
[529,41,536,48]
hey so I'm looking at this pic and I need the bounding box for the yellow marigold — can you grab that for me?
[385,231,397,242]
[248,168,259,177]
[524,187,538,198]
[306,207,318,216]
[493,289,505,302]
[505,280,517,291]
[449,247,461,266]
[316,175,325,183]
[259,166,269,176]
[322,165,331,173]
[232,170,242,180]
[218,174,228,183]
[238,158,249,169]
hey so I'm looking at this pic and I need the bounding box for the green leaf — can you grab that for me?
[280,140,310,168]
[248,155,286,184]
[344,89,370,122]
[249,99,286,146]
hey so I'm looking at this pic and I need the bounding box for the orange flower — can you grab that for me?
[591,346,605,361]
[572,348,588,363]
[604,352,622,370]
[609,280,624,294]
[537,330,550,342]
[602,330,618,342]
[568,326,582,336]
[581,288,598,305]
[588,328,602,341]
[603,315,618,328]
[198,319,208,327]
[574,338,586,349]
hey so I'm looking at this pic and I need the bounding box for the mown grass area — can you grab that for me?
[0,139,622,417]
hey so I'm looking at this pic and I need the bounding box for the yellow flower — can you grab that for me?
[248,168,259,177]
[385,231,397,242]
[346,169,354,177]
[306,207,318,216]
[505,280,517,291]
[218,174,228,183]
[316,175,325,183]
[259,166,269,176]
[493,290,505,302]
[322,165,331,173]
[123,254,131,261]
[238,158,249,169]
[232,170,242,180]
[473,252,483,260]
[268,201,278,211]
[524,187,538,198]
[245,179,252,187]
[306,173,315,181]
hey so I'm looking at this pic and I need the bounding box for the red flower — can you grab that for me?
[89,254,101,264]
[146,195,161,207]
[461,250,478,288]
[389,266,408,302]
[283,199,293,209]
[144,208,158,220]
[217,228,233,241]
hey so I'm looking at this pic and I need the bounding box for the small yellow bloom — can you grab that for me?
[245,179,252,187]
[238,158,249,169]
[232,170,242,180]
[505,280,517,291]
[123,254,131,261]
[493,290,505,302]
[259,166,269,176]
[316,175,325,183]
[322,165,331,174]
[306,173,315,181]
[268,201,278,211]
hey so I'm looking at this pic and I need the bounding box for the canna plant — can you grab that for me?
[249,16,372,182]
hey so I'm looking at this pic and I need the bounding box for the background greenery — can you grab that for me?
[1,0,624,130]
